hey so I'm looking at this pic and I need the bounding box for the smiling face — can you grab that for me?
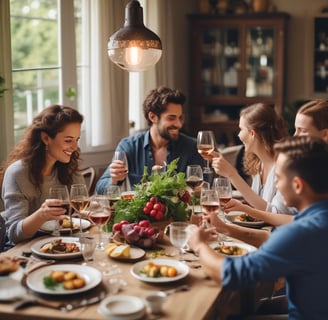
[42,122,81,165]
[238,116,254,152]
[151,103,184,141]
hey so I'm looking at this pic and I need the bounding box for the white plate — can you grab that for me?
[212,241,257,256]
[130,259,189,283]
[0,267,26,301]
[98,295,145,320]
[31,237,82,260]
[109,247,146,262]
[26,264,101,295]
[40,218,91,233]
[225,211,265,228]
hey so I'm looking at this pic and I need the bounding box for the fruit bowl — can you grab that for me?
[112,220,163,249]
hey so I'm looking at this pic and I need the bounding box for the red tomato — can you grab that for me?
[150,196,157,204]
[133,225,141,233]
[119,220,129,226]
[113,223,122,231]
[145,202,153,210]
[150,209,157,217]
[155,211,164,220]
[143,207,150,214]
[138,220,150,228]
[153,203,162,211]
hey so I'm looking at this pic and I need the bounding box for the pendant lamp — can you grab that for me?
[107,0,162,72]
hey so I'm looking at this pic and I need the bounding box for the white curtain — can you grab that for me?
[84,0,129,149]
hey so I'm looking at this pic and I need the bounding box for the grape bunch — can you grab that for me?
[142,196,166,221]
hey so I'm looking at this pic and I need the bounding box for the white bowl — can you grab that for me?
[98,295,145,320]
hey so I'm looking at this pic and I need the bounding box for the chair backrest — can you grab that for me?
[0,215,6,253]
[81,167,96,195]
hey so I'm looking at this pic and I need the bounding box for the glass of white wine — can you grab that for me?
[197,130,216,173]
[70,184,90,235]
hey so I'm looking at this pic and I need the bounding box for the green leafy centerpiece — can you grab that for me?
[111,158,191,228]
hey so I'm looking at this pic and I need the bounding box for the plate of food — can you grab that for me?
[213,241,256,256]
[225,211,265,228]
[31,237,82,260]
[130,259,189,283]
[0,257,27,301]
[105,243,146,262]
[26,264,101,295]
[40,218,91,234]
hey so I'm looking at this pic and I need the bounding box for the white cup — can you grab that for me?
[144,291,167,314]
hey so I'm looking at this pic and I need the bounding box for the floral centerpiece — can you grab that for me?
[111,158,191,228]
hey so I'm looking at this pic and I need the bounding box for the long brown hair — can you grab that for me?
[241,103,288,175]
[0,105,83,192]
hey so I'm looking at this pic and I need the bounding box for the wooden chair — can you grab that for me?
[81,167,96,195]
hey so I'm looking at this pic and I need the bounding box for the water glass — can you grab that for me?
[80,236,96,265]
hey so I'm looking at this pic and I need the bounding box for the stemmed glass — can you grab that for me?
[200,188,220,226]
[169,222,189,261]
[88,195,112,250]
[70,184,90,235]
[112,151,128,174]
[186,165,203,215]
[213,177,232,223]
[105,185,121,211]
[197,130,216,173]
[47,185,70,236]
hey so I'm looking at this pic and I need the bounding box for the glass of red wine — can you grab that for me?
[48,185,70,236]
[186,165,203,217]
[88,195,112,250]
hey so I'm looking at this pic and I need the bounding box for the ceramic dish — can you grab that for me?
[130,259,189,283]
[98,295,145,320]
[26,264,101,295]
[40,218,91,234]
[31,237,82,260]
[212,241,257,256]
[0,267,26,301]
[225,211,266,228]
[109,247,146,262]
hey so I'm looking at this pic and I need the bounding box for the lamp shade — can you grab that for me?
[108,0,162,72]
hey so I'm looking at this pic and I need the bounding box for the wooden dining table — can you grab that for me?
[0,228,243,320]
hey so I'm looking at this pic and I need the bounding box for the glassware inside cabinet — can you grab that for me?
[200,27,240,97]
[246,26,274,97]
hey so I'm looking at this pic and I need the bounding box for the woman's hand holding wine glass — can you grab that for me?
[47,185,70,236]
[70,184,90,236]
[197,131,216,174]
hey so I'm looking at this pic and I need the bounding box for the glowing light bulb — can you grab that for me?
[125,47,142,66]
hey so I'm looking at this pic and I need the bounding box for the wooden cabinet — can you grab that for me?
[187,13,289,146]
[314,16,328,93]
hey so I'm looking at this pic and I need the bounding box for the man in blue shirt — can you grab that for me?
[188,136,328,320]
[96,86,204,193]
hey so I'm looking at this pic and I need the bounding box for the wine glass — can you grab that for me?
[112,151,128,174]
[186,165,203,216]
[47,185,70,236]
[88,195,112,250]
[197,131,216,173]
[70,184,90,235]
[169,222,189,261]
[213,177,232,222]
[80,236,96,265]
[105,185,121,211]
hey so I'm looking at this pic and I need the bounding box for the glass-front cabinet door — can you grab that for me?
[245,26,274,97]
[188,13,289,146]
